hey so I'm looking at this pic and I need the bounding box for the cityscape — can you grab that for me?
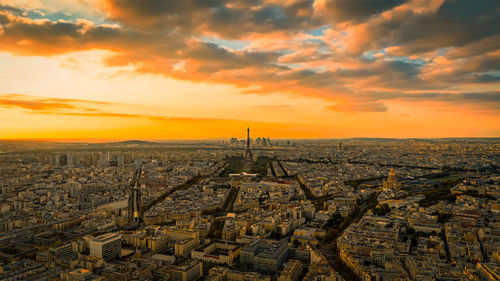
[0,133,499,280]
[1,0,500,280]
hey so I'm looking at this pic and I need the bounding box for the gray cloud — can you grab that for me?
[375,91,500,111]
[104,0,321,37]
[356,0,499,55]
[322,0,407,23]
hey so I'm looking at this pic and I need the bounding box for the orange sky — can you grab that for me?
[0,0,499,139]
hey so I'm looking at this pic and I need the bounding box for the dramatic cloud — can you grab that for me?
[314,0,407,23]
[345,0,499,55]
[0,0,499,116]
[103,0,320,37]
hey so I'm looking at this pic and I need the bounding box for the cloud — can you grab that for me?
[375,91,500,112]
[35,111,231,122]
[0,93,112,110]
[0,4,22,15]
[254,104,293,110]
[0,94,302,124]
[421,50,500,83]
[315,0,407,23]
[345,0,499,56]
[0,98,77,110]
[327,101,388,112]
[0,93,127,114]
[0,10,123,55]
[446,35,500,59]
[185,40,282,71]
[102,0,320,37]
[0,0,499,114]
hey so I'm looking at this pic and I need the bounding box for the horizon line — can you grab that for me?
[1,136,500,143]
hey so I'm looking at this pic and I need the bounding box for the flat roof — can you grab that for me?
[93,233,121,242]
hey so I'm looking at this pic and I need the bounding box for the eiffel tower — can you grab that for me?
[244,126,253,159]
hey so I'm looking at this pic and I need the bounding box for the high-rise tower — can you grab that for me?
[128,164,143,224]
[244,127,253,159]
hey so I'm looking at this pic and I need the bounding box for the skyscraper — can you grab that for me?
[128,164,143,225]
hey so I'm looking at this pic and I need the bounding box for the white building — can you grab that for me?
[89,233,121,261]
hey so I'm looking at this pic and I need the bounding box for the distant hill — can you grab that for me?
[351,138,400,141]
[109,140,162,146]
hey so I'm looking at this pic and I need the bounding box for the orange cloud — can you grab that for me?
[0,97,77,110]
[0,0,499,132]
[0,93,111,111]
[327,101,387,112]
[0,93,307,131]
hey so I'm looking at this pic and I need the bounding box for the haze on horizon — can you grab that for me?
[0,0,499,140]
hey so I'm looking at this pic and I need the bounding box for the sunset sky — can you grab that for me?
[0,0,499,140]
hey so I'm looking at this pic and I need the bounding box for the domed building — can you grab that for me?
[383,168,401,191]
